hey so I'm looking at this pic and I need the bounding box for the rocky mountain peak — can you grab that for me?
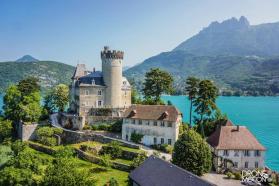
[16,55,39,62]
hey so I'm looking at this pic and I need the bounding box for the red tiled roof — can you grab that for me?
[224,119,234,126]
[207,126,266,151]
[123,105,182,122]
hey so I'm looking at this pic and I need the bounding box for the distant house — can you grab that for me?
[129,155,215,186]
[122,105,182,146]
[207,123,266,172]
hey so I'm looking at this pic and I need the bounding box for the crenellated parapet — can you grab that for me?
[101,46,124,59]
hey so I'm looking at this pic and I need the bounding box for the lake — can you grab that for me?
[161,95,279,171]
[0,94,278,171]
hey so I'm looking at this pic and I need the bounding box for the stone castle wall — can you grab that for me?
[17,122,39,141]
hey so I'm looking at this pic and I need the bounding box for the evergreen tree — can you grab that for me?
[143,68,173,104]
[172,129,212,176]
[185,77,200,127]
[193,80,218,137]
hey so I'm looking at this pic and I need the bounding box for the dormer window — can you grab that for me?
[92,79,95,85]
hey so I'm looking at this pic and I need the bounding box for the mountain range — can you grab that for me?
[124,16,279,95]
[0,56,75,93]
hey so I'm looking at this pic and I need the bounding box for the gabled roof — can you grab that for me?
[129,156,215,186]
[123,105,181,122]
[207,125,266,151]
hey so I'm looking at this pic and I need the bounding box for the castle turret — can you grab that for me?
[101,46,124,108]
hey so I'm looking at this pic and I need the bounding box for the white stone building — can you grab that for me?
[122,105,182,146]
[70,46,131,116]
[207,122,266,172]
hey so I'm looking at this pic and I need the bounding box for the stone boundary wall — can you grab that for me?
[17,122,39,141]
[75,149,131,172]
[28,141,132,172]
[28,142,55,155]
[61,129,140,149]
[59,113,85,130]
[86,116,122,125]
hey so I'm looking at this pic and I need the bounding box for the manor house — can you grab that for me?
[70,46,131,116]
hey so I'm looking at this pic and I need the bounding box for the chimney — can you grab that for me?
[236,125,239,131]
[93,67,95,72]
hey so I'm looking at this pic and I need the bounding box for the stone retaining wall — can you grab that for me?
[28,142,55,155]
[17,122,39,141]
[86,116,121,125]
[59,113,85,130]
[28,141,132,172]
[60,129,140,149]
[75,149,131,172]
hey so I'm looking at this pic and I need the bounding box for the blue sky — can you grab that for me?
[1,0,279,69]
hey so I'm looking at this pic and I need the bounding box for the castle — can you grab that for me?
[70,46,131,116]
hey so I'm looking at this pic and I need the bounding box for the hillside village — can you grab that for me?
[1,46,277,186]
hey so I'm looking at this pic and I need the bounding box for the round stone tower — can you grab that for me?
[101,46,124,108]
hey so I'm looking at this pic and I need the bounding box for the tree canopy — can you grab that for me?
[185,76,200,126]
[193,80,218,137]
[172,129,212,176]
[143,68,173,104]
[43,84,69,113]
[3,77,42,123]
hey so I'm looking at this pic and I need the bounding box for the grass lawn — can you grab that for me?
[73,158,129,186]
[26,146,129,186]
[0,145,11,166]
[72,141,142,153]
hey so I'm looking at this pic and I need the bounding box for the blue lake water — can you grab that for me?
[0,94,278,171]
[162,95,279,171]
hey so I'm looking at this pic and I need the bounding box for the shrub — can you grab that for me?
[99,154,112,168]
[83,125,90,130]
[36,127,63,146]
[226,172,233,179]
[110,120,122,133]
[150,144,173,154]
[107,177,119,186]
[99,141,122,159]
[131,153,147,169]
[130,132,143,144]
[172,129,212,176]
[98,124,111,131]
[91,125,98,130]
[0,119,13,143]
[234,172,242,180]
[54,146,75,158]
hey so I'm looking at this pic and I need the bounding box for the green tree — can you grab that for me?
[43,158,95,186]
[3,77,42,123]
[131,152,147,169]
[131,87,141,104]
[99,141,122,159]
[18,91,42,122]
[35,127,63,146]
[106,178,119,186]
[0,119,13,143]
[143,68,174,104]
[17,77,40,96]
[48,84,69,112]
[3,85,21,121]
[193,80,218,137]
[0,166,34,186]
[130,132,144,144]
[43,91,56,114]
[172,129,212,176]
[185,77,200,127]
